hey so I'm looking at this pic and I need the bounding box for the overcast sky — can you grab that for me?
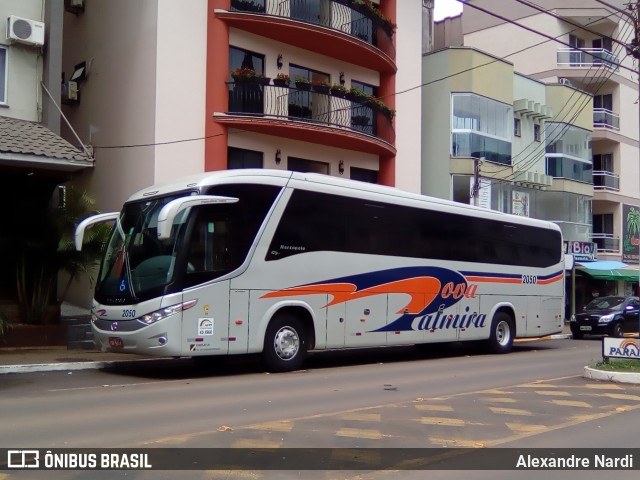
[434,0,463,21]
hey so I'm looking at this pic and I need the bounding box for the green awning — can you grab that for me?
[578,267,640,282]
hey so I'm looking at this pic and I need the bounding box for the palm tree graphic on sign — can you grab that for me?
[625,207,640,252]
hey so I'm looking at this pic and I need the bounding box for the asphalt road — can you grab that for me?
[1,337,639,479]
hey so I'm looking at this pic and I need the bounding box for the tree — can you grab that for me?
[16,187,111,324]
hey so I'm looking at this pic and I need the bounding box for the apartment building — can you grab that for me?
[60,0,422,207]
[433,0,640,309]
[0,0,92,317]
[57,0,422,305]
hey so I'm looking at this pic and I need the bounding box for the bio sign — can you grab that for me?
[563,241,597,262]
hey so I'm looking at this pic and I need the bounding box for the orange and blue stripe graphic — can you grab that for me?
[261,267,563,332]
[461,271,564,285]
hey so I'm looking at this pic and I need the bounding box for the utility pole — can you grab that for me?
[470,157,483,207]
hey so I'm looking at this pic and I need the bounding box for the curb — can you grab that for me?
[0,358,162,375]
[583,366,640,384]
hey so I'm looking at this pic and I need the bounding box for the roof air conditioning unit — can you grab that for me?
[559,77,573,86]
[6,15,45,47]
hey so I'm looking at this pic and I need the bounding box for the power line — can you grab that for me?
[463,1,634,192]
[458,0,639,76]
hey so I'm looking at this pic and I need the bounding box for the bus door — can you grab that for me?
[179,213,232,356]
[325,299,346,348]
[228,289,249,354]
[181,281,230,356]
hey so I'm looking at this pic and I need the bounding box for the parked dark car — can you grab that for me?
[571,296,640,339]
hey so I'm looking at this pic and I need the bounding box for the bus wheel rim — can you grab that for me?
[274,326,299,361]
[496,320,511,346]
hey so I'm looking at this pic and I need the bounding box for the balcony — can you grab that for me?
[557,48,619,70]
[219,0,396,73]
[593,108,620,130]
[593,170,620,191]
[217,81,395,155]
[553,221,592,242]
[592,233,620,253]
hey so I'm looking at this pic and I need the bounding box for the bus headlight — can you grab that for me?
[137,300,197,326]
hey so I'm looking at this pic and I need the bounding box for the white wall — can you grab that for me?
[395,0,423,193]
[0,0,45,121]
[153,0,207,184]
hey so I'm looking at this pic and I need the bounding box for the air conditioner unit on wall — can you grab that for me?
[6,15,45,47]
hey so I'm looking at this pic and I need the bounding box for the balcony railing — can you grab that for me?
[553,221,592,242]
[591,233,620,253]
[593,108,620,130]
[227,81,394,144]
[593,170,620,191]
[230,0,395,59]
[557,48,619,70]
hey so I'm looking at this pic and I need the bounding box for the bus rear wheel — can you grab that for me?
[487,312,514,354]
[263,314,307,372]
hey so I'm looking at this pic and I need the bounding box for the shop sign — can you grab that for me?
[563,241,597,262]
[622,204,640,265]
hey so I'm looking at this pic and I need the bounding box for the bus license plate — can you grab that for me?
[109,337,124,348]
[580,326,592,331]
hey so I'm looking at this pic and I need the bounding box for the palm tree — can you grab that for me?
[16,187,111,324]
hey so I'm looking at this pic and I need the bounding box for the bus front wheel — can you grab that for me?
[263,314,307,372]
[487,312,514,354]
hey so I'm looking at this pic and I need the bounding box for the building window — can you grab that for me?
[593,153,613,172]
[228,147,263,169]
[514,118,521,137]
[288,64,330,121]
[593,213,614,235]
[228,46,265,114]
[545,122,592,183]
[0,46,7,104]
[350,80,376,134]
[288,157,329,174]
[534,124,541,142]
[350,167,378,183]
[451,93,512,165]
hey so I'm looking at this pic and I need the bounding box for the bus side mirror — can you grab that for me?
[74,212,119,251]
[156,195,238,241]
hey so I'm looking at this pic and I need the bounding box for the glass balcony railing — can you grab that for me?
[553,221,592,242]
[226,81,394,144]
[557,48,619,70]
[593,108,620,130]
[229,0,395,59]
[591,233,620,253]
[592,170,620,190]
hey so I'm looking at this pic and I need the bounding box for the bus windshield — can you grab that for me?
[94,183,284,305]
[95,193,192,304]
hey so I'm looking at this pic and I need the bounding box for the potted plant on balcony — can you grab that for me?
[369,96,395,120]
[349,0,396,37]
[231,66,257,83]
[294,77,312,91]
[345,87,371,104]
[330,84,348,97]
[273,73,290,87]
[311,80,331,94]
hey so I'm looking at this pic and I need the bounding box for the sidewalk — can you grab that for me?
[0,346,163,374]
[0,324,574,375]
